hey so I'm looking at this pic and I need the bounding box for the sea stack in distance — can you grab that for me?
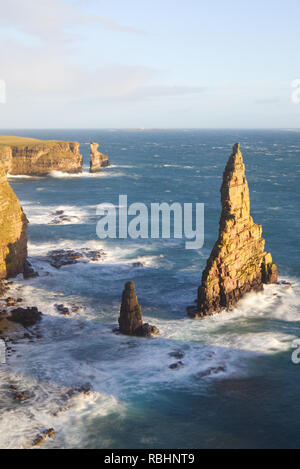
[90,143,110,173]
[118,282,159,337]
[190,143,278,318]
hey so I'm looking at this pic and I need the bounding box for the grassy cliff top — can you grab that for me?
[0,135,75,149]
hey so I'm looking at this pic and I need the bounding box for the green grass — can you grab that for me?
[0,135,65,149]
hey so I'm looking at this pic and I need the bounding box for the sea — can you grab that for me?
[0,129,299,449]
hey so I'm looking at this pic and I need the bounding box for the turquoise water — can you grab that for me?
[1,129,300,449]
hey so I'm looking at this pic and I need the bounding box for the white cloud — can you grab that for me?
[0,0,144,42]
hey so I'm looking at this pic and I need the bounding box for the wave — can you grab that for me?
[7,174,42,180]
[1,260,299,448]
[49,170,125,179]
[21,203,92,226]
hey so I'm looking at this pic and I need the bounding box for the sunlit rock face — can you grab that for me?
[0,136,82,175]
[90,142,109,173]
[191,143,278,318]
[0,165,28,279]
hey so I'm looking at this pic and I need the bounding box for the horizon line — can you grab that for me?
[0,127,299,131]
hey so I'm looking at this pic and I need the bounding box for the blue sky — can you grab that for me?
[0,0,300,128]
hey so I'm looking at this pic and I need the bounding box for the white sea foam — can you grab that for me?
[49,169,125,179]
[7,174,41,180]
[1,264,299,448]
[22,203,92,226]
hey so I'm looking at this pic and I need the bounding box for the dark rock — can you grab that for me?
[169,361,184,370]
[14,390,33,402]
[0,282,10,297]
[55,304,70,315]
[6,297,16,306]
[187,306,198,318]
[198,366,226,378]
[8,307,42,328]
[278,280,292,287]
[23,260,39,279]
[169,350,185,360]
[49,210,80,225]
[132,262,144,268]
[32,428,55,447]
[47,248,105,269]
[52,383,93,416]
[118,282,159,337]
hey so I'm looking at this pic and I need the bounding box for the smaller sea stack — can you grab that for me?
[90,143,110,173]
[118,282,159,337]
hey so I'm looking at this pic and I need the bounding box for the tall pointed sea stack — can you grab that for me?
[191,143,278,318]
[119,282,159,337]
[90,143,110,173]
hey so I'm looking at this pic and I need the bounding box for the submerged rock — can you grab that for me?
[169,350,185,360]
[54,303,83,315]
[198,366,226,379]
[55,304,70,316]
[192,143,278,318]
[90,142,110,173]
[48,210,80,225]
[52,383,94,417]
[32,428,55,447]
[47,248,105,269]
[169,361,184,370]
[118,282,159,337]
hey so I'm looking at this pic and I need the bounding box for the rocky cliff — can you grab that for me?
[0,164,28,279]
[0,136,82,176]
[90,143,110,173]
[190,143,278,318]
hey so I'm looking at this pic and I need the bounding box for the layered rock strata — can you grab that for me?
[90,142,110,173]
[0,165,28,279]
[0,136,82,175]
[119,282,159,337]
[190,143,278,318]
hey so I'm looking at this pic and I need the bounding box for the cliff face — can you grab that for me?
[0,165,28,279]
[90,143,110,173]
[0,136,82,176]
[192,143,278,318]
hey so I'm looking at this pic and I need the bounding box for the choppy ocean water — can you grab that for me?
[1,129,300,449]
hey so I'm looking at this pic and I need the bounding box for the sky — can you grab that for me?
[0,0,300,128]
